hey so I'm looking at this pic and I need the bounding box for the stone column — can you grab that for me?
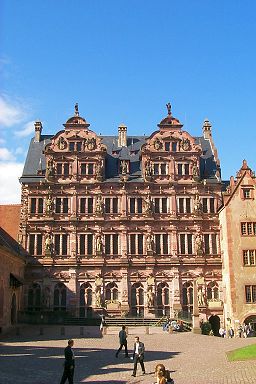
[67,269,79,317]
[192,280,201,333]
[120,269,129,315]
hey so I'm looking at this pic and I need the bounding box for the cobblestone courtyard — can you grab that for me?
[0,326,256,384]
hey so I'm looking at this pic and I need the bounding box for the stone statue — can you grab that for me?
[181,138,191,151]
[146,234,154,252]
[195,234,203,256]
[120,160,128,175]
[95,289,101,307]
[192,164,199,178]
[57,136,66,150]
[197,287,205,306]
[147,287,154,307]
[95,161,102,178]
[194,193,202,214]
[95,195,104,215]
[144,194,152,215]
[154,138,163,151]
[166,102,171,115]
[45,195,53,215]
[46,159,54,178]
[144,160,152,178]
[75,103,79,116]
[95,274,103,287]
[95,235,103,254]
[45,234,53,254]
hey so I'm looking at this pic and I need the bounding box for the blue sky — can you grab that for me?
[1,0,256,203]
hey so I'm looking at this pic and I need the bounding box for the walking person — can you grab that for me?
[60,339,75,384]
[131,336,145,377]
[116,325,129,358]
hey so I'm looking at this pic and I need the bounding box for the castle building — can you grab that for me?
[19,104,223,321]
[219,160,256,329]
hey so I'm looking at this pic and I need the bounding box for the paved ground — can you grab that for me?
[0,326,256,384]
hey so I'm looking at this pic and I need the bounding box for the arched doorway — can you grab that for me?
[209,314,220,336]
[11,293,17,324]
[182,281,193,318]
[80,282,92,317]
[156,282,170,317]
[54,283,66,311]
[244,315,256,334]
[131,282,144,317]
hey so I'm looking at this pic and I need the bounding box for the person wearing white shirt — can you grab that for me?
[131,336,145,377]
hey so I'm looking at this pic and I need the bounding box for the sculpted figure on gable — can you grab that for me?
[57,136,67,150]
[181,138,191,151]
[154,137,163,151]
[84,137,96,151]
[46,158,54,178]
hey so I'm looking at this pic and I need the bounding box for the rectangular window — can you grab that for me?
[212,234,217,254]
[243,250,250,266]
[241,222,256,236]
[77,142,82,152]
[36,234,42,255]
[163,234,168,254]
[138,234,143,254]
[113,198,118,213]
[180,234,186,254]
[105,234,111,255]
[88,198,93,213]
[63,163,69,176]
[105,198,111,213]
[179,198,184,213]
[243,250,256,266]
[155,198,160,214]
[243,189,251,199]
[87,234,93,255]
[137,198,142,213]
[130,234,136,254]
[38,198,43,213]
[80,198,86,213]
[245,285,256,303]
[160,163,167,175]
[29,234,35,255]
[130,198,135,213]
[57,163,62,175]
[154,163,159,175]
[187,234,192,254]
[204,234,210,254]
[162,198,167,213]
[165,142,170,151]
[79,234,85,255]
[62,234,68,255]
[55,235,60,255]
[30,198,36,214]
[63,198,68,213]
[113,234,118,254]
[184,164,189,175]
[210,198,215,213]
[178,164,182,175]
[88,163,94,175]
[172,142,177,152]
[69,142,75,151]
[155,234,161,254]
[81,164,86,175]
[56,198,61,213]
[186,198,191,213]
[202,198,208,213]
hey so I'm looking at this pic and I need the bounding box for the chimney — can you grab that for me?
[118,123,127,147]
[202,119,212,140]
[34,121,42,142]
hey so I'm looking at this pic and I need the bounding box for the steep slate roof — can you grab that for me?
[0,227,27,260]
[20,131,219,184]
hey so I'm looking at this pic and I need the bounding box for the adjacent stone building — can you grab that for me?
[18,104,223,321]
[219,160,256,330]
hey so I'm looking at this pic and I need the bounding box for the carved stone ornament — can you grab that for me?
[181,138,191,151]
[85,137,96,151]
[45,195,53,215]
[44,233,53,255]
[147,275,155,286]
[144,160,152,178]
[95,234,104,254]
[120,160,128,175]
[147,287,154,307]
[95,195,104,215]
[46,159,54,179]
[95,288,102,307]
[57,136,67,150]
[95,275,103,287]
[143,194,152,215]
[154,138,163,151]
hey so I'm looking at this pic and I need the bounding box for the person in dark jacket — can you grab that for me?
[131,336,145,377]
[116,325,129,357]
[60,339,75,384]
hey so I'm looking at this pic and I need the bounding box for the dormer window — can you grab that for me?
[69,141,82,152]
[165,142,170,151]
[243,188,252,199]
[69,142,75,151]
[172,142,177,152]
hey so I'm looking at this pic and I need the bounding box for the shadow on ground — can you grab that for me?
[0,342,180,383]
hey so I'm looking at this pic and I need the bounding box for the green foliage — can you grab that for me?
[227,344,256,361]
[201,321,212,335]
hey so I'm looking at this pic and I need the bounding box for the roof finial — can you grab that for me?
[166,102,172,115]
[74,103,79,116]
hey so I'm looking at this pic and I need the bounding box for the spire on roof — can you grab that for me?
[74,103,79,116]
[166,102,172,116]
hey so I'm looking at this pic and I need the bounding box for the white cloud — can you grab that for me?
[14,120,35,138]
[15,146,25,155]
[0,147,15,161]
[0,162,23,203]
[0,95,26,127]
[0,138,6,145]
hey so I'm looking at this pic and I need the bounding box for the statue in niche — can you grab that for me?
[144,160,152,178]
[45,195,53,215]
[194,193,202,214]
[87,138,96,151]
[192,163,199,179]
[95,289,102,307]
[120,160,128,175]
[154,138,163,151]
[147,274,155,287]
[45,234,53,254]
[95,274,103,287]
[95,235,104,254]
[147,287,154,307]
[46,159,54,178]
[197,287,205,306]
[57,136,67,150]
[195,234,203,256]
[144,194,152,215]
[95,161,103,178]
[146,234,154,252]
[95,195,104,215]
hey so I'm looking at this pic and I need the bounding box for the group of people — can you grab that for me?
[59,325,173,383]
[162,318,184,332]
[219,323,254,338]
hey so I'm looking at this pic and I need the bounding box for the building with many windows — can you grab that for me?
[18,104,223,321]
[219,160,256,329]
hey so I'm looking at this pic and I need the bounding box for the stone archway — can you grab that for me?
[11,293,17,325]
[244,315,256,333]
[209,314,220,336]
